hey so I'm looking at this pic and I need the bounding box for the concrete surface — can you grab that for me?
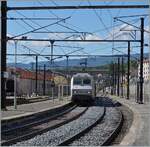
[1,97,71,121]
[111,95,150,146]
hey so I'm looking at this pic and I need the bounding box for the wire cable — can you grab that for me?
[87,0,113,38]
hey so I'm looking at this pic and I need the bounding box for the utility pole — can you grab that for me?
[85,58,87,69]
[66,55,69,96]
[112,63,115,95]
[1,1,7,109]
[111,63,114,95]
[113,63,115,95]
[43,64,46,96]
[31,62,34,94]
[50,40,55,100]
[66,55,69,74]
[139,17,144,104]
[117,58,120,96]
[50,40,54,65]
[121,56,124,97]
[114,63,117,95]
[35,55,38,96]
[14,41,17,109]
[127,41,130,99]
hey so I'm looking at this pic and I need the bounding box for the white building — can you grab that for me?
[138,59,150,81]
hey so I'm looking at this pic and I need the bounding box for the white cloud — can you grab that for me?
[29,33,68,47]
[144,25,150,42]
[48,33,67,39]
[106,24,150,42]
[85,34,101,40]
[7,34,32,46]
[71,34,102,45]
[30,40,49,47]
[106,24,134,40]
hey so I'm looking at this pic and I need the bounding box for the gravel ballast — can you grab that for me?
[70,106,121,146]
[14,106,104,146]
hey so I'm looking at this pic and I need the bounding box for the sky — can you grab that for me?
[6,0,150,64]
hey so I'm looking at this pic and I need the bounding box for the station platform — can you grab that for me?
[1,97,71,121]
[110,95,150,146]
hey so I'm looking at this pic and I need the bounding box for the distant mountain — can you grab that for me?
[8,53,149,70]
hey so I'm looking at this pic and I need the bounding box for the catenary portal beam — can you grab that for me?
[7,5,149,11]
[7,38,140,43]
[7,54,128,57]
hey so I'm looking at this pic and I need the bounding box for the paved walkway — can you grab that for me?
[111,95,150,146]
[1,97,71,121]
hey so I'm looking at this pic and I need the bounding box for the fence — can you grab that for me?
[6,78,70,98]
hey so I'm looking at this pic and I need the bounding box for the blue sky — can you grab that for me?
[7,0,149,64]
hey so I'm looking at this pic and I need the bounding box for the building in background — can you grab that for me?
[138,59,150,81]
[6,67,53,96]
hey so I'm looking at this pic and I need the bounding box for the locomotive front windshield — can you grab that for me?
[73,78,82,85]
[83,79,91,85]
[73,77,91,85]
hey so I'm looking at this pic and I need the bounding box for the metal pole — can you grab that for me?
[112,63,115,95]
[66,56,69,75]
[1,1,7,109]
[85,58,87,69]
[7,38,141,43]
[139,18,144,104]
[137,82,140,102]
[52,87,54,102]
[62,85,64,98]
[117,58,120,96]
[43,64,46,96]
[7,5,149,11]
[38,66,41,93]
[111,63,114,95]
[50,40,54,65]
[121,57,124,97]
[114,63,117,95]
[31,62,34,94]
[14,41,17,109]
[50,41,55,101]
[66,55,69,96]
[58,85,60,101]
[35,55,38,96]
[127,41,130,99]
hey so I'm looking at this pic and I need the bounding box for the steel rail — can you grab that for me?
[2,105,77,134]
[2,106,88,146]
[101,101,124,146]
[58,106,106,146]
[7,5,149,11]
[57,97,124,146]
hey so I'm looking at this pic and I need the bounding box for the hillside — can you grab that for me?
[8,53,149,70]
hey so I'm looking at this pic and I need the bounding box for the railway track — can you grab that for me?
[1,104,87,146]
[2,97,124,146]
[67,97,123,146]
[2,104,76,134]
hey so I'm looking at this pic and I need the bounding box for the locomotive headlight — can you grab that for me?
[87,91,92,94]
[73,90,77,94]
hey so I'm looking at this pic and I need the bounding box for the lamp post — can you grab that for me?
[14,40,18,109]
